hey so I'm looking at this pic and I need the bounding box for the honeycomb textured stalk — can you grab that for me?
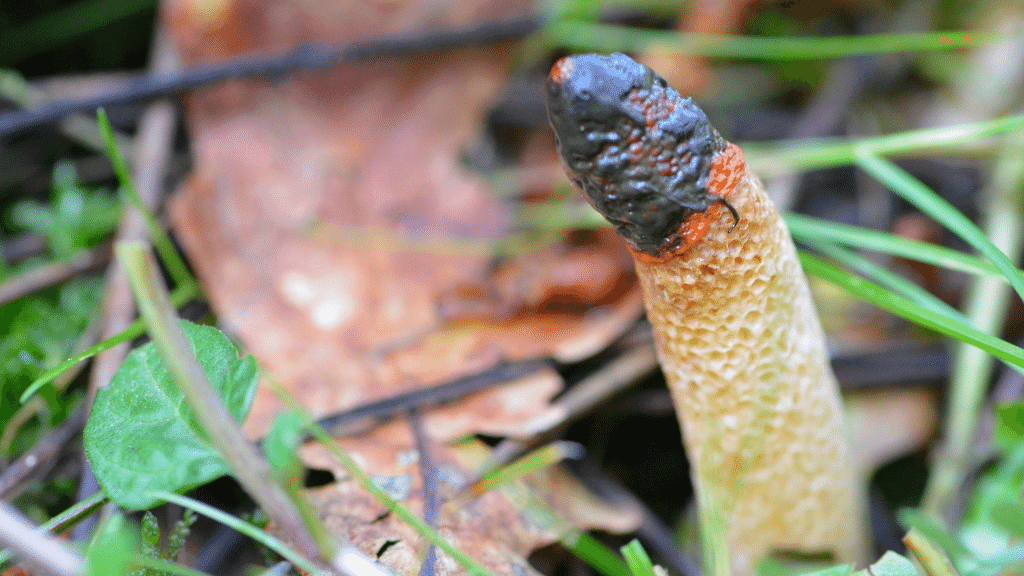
[635,169,866,574]
[546,53,866,575]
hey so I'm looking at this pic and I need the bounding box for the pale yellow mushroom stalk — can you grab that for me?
[546,52,866,575]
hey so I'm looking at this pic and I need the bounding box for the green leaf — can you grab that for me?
[868,551,919,576]
[989,501,1024,539]
[262,409,308,478]
[86,512,138,576]
[10,161,120,259]
[995,401,1024,453]
[801,565,853,576]
[84,321,257,510]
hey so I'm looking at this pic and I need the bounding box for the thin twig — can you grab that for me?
[485,344,657,472]
[569,458,702,576]
[312,358,554,437]
[0,69,134,155]
[410,409,440,576]
[0,501,84,576]
[0,244,110,305]
[0,408,87,499]
[0,14,542,136]
[118,242,333,565]
[76,26,184,542]
[1,233,47,263]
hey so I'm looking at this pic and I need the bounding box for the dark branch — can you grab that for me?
[311,357,555,435]
[0,14,542,137]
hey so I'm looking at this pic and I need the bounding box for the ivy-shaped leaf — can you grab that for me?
[84,321,257,510]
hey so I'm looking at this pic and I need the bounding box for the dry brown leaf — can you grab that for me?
[300,429,544,576]
[296,430,640,576]
[163,0,642,439]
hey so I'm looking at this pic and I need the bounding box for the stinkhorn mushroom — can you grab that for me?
[546,53,866,575]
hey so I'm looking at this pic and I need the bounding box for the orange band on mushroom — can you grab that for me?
[628,142,746,263]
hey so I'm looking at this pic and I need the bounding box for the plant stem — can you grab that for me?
[922,131,1024,521]
[152,491,326,576]
[0,501,83,576]
[547,22,993,60]
[905,528,962,576]
[98,108,194,290]
[116,241,334,564]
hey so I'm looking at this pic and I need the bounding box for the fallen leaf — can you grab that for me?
[164,0,641,440]
[295,429,640,576]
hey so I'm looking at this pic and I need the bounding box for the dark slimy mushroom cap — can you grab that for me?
[546,52,731,259]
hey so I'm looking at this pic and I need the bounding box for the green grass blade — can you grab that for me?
[854,153,1024,305]
[0,492,107,567]
[799,252,1024,370]
[20,281,200,403]
[746,113,1024,177]
[547,21,993,60]
[807,241,969,325]
[265,350,628,576]
[469,441,582,495]
[151,491,326,576]
[785,213,1006,279]
[621,540,659,576]
[40,492,107,536]
[97,108,194,290]
[282,401,500,576]
[562,531,629,576]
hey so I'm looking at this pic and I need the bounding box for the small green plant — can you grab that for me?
[0,278,101,442]
[129,509,197,576]
[7,161,119,263]
[84,320,258,510]
[0,160,119,464]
